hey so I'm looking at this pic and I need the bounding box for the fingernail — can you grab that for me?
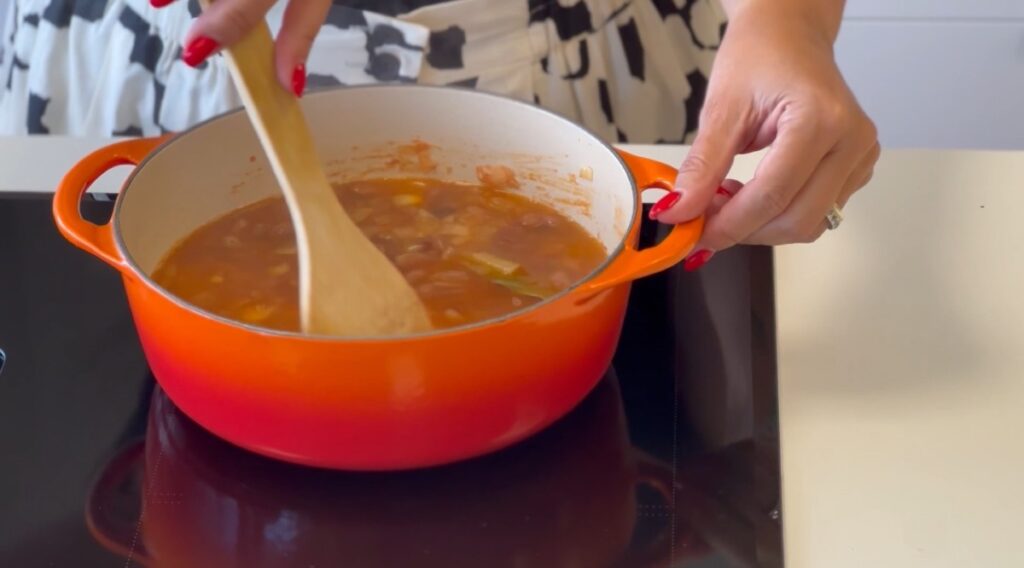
[182,36,219,67]
[684,249,715,272]
[649,191,681,220]
[291,63,306,97]
[150,0,175,7]
[715,185,733,198]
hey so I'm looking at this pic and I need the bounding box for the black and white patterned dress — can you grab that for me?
[0,0,726,143]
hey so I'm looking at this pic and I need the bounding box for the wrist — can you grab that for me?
[722,0,845,45]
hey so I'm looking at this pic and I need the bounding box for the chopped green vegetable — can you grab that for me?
[465,252,521,276]
[490,277,557,299]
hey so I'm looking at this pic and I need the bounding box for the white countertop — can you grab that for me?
[3,136,1023,567]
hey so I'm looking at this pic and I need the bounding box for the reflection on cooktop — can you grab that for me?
[89,376,682,566]
[0,195,782,567]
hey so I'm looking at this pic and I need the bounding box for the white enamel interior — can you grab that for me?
[116,86,636,276]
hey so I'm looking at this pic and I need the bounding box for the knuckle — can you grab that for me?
[699,96,729,125]
[819,100,850,132]
[676,153,718,190]
[220,6,258,38]
[713,224,746,249]
[678,152,711,178]
[858,166,876,188]
[703,218,745,249]
[755,186,790,217]
[853,115,879,148]
[863,116,879,143]
[868,140,881,162]
[802,90,853,135]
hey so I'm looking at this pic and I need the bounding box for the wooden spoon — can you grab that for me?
[197,3,432,336]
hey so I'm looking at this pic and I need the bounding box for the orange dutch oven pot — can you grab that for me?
[53,86,702,471]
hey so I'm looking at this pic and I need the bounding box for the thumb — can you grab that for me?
[655,101,745,224]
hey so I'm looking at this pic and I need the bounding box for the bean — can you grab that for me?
[404,269,428,284]
[394,252,434,268]
[432,270,470,283]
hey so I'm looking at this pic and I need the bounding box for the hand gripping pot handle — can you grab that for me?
[578,150,704,298]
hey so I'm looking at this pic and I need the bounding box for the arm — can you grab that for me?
[652,0,878,265]
[720,0,846,43]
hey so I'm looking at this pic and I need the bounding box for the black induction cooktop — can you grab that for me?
[0,193,782,567]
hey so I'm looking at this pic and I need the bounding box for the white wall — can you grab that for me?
[836,1,1024,149]
[0,0,11,41]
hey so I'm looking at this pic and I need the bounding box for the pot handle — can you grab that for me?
[85,441,153,566]
[577,151,704,299]
[52,136,168,272]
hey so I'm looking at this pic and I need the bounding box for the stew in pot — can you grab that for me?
[152,178,607,332]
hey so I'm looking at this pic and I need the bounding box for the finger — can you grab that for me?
[837,141,880,206]
[686,179,742,257]
[707,178,744,216]
[275,0,333,95]
[183,0,278,65]
[654,97,754,224]
[696,117,836,250]
[743,143,868,245]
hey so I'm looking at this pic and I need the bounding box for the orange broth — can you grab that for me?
[152,178,607,331]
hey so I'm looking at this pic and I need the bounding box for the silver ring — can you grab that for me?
[825,204,844,230]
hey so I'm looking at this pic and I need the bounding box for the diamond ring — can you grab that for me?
[825,204,844,231]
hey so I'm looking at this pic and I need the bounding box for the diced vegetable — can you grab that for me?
[393,194,423,207]
[476,165,520,188]
[404,269,428,284]
[350,208,374,223]
[240,303,274,323]
[393,227,419,239]
[269,263,290,276]
[464,252,521,277]
[490,277,556,299]
[394,252,434,269]
[440,223,470,237]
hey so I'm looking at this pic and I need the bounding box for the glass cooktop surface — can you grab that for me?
[0,194,782,567]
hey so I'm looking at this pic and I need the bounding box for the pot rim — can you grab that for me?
[111,84,640,342]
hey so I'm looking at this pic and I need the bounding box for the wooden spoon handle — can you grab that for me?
[196,4,338,222]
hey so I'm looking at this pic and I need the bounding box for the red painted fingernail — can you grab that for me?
[716,185,733,198]
[291,63,306,97]
[649,191,681,220]
[182,36,219,67]
[684,249,714,272]
[150,0,175,7]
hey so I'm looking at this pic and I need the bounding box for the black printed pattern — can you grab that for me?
[0,0,723,142]
[119,6,163,74]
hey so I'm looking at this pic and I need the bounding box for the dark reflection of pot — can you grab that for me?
[87,374,689,567]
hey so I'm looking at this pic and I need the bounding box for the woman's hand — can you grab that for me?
[153,0,331,96]
[650,0,879,270]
